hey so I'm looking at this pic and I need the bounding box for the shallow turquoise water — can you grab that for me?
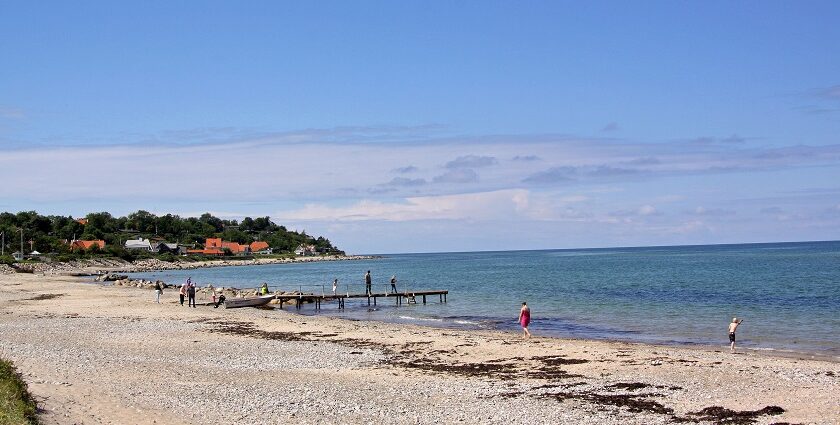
[129,241,840,356]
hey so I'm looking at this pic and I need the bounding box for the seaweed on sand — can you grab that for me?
[681,405,785,425]
[391,357,519,379]
[536,390,674,415]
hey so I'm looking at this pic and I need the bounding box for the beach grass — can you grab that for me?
[0,358,38,425]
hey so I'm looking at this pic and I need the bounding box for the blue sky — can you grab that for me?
[1,1,839,253]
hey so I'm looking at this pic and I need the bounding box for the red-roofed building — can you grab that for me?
[188,238,252,256]
[76,218,88,225]
[70,240,105,251]
[187,247,224,256]
[250,241,271,254]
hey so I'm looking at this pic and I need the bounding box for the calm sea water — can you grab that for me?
[129,241,840,357]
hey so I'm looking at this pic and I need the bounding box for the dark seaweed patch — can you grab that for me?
[526,366,584,380]
[607,382,649,391]
[536,391,673,415]
[393,358,519,379]
[532,355,589,365]
[209,320,310,341]
[683,405,785,425]
[26,293,64,301]
[208,320,347,343]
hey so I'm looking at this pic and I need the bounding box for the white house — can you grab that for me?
[124,238,153,251]
[294,244,316,256]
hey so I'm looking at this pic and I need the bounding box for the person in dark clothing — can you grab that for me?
[188,284,197,308]
[153,281,163,304]
[365,270,372,296]
[214,292,226,308]
[390,275,397,294]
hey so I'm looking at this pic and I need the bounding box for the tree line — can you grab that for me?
[0,210,342,262]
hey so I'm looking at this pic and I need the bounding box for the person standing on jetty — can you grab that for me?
[187,283,197,308]
[332,278,338,295]
[364,270,372,296]
[390,275,398,294]
[518,302,532,338]
[729,317,744,353]
[153,281,163,304]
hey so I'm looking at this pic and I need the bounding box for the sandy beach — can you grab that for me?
[0,272,837,425]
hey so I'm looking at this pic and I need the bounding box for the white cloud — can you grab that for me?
[277,189,533,222]
[638,205,657,216]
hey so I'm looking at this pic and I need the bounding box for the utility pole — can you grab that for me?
[1,231,4,256]
[20,228,24,256]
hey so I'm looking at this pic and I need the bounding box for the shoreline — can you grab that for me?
[293,306,840,364]
[1,273,838,424]
[1,254,379,276]
[72,258,840,363]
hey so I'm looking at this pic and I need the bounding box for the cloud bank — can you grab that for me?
[2,126,839,252]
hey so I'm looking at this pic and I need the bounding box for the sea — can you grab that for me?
[127,241,840,358]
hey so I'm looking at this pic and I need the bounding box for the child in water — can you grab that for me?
[729,317,744,353]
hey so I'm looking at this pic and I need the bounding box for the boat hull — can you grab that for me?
[224,295,275,308]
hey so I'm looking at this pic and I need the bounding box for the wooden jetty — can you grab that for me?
[274,290,448,310]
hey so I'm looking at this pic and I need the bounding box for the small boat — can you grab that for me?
[224,294,275,309]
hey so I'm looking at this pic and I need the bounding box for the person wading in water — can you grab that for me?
[518,302,532,338]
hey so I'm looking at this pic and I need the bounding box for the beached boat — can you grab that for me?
[224,294,275,309]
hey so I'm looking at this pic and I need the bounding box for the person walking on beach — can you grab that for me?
[365,270,372,296]
[179,281,188,306]
[390,275,398,294]
[188,283,197,308]
[332,278,338,295]
[153,281,163,304]
[729,317,744,353]
[518,302,532,338]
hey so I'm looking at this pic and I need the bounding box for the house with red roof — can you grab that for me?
[250,241,272,254]
[187,238,266,256]
[70,240,106,251]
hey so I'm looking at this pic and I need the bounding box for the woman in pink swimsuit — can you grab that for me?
[518,302,532,338]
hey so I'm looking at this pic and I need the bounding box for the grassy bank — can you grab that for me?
[0,358,38,425]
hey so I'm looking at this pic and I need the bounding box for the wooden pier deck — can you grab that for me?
[274,290,448,310]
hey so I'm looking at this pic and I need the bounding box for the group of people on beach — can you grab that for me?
[152,278,197,307]
[178,277,197,307]
[152,276,228,308]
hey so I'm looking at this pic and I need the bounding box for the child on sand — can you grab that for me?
[518,302,532,338]
[729,317,744,353]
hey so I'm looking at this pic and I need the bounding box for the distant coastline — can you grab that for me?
[1,254,380,276]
